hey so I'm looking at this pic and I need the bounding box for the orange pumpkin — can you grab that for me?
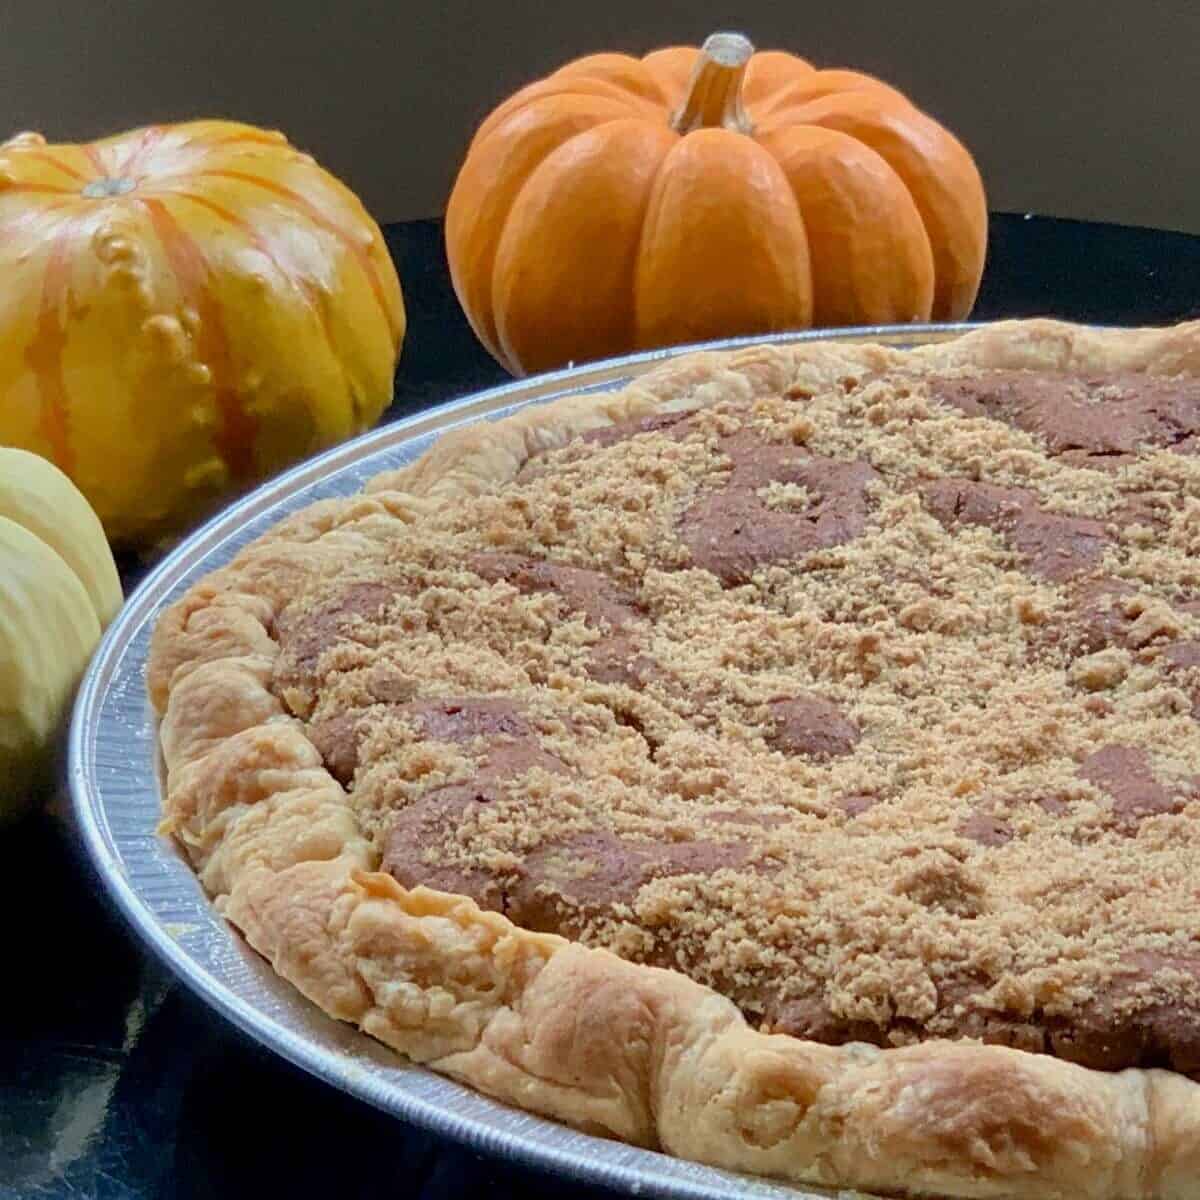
[0,120,405,547]
[446,32,987,376]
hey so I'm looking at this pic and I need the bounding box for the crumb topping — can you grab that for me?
[269,362,1200,1076]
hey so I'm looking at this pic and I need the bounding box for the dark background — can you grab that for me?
[2,0,1199,233]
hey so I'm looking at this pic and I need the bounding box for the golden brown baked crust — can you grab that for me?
[149,319,1200,1200]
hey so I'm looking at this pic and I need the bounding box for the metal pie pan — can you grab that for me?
[69,324,976,1199]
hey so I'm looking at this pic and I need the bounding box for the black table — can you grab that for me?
[3,214,1199,1200]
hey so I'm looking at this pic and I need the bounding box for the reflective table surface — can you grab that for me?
[3,213,1199,1200]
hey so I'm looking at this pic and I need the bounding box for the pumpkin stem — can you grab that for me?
[671,32,755,135]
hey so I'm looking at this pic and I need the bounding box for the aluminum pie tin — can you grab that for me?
[70,324,977,1200]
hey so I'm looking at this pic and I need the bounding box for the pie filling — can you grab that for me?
[271,364,1200,1077]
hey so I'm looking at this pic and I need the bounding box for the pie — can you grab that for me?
[149,318,1200,1199]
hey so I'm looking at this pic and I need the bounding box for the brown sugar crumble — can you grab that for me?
[270,363,1200,1078]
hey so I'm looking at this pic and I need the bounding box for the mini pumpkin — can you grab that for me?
[446,32,987,375]
[0,121,406,546]
[0,447,121,816]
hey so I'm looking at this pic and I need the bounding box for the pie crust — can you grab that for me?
[149,319,1200,1200]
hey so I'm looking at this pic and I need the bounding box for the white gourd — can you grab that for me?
[0,448,122,625]
[0,449,122,817]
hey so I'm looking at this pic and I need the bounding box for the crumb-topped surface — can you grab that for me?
[270,356,1200,1077]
